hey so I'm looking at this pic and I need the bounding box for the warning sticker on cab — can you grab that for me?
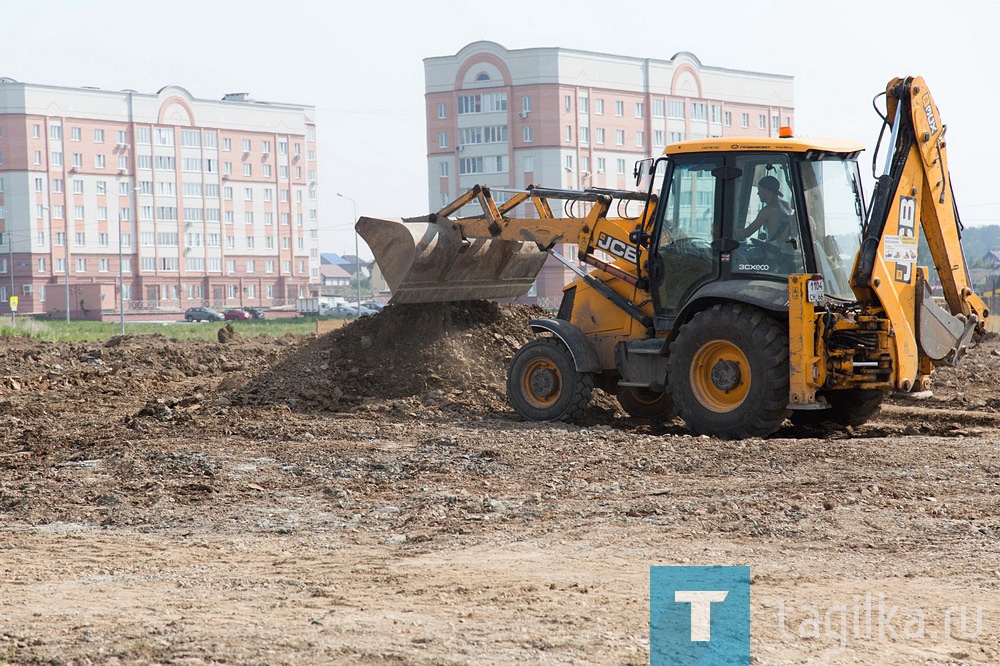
[883,235,918,264]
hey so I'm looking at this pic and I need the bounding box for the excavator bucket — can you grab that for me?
[357,215,549,304]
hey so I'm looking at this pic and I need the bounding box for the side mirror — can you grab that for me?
[633,158,655,188]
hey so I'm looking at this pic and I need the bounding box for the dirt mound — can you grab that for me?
[233,301,551,413]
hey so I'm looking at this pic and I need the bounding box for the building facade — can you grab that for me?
[424,42,794,307]
[0,79,320,318]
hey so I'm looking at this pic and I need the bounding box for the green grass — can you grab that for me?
[0,316,321,342]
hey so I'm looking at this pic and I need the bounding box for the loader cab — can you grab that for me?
[645,140,866,326]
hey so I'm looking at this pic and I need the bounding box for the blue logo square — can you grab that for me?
[650,566,750,665]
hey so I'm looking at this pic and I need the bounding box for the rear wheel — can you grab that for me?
[668,304,790,439]
[508,338,593,422]
[790,389,886,429]
[617,387,675,420]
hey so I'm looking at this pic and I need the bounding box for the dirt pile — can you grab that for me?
[233,301,550,413]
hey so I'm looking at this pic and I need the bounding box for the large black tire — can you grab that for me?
[668,304,790,439]
[507,338,593,422]
[617,387,675,420]
[789,389,886,430]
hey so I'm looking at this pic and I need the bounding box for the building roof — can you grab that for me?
[321,253,348,265]
[320,264,352,279]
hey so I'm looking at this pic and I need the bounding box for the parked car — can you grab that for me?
[249,308,266,319]
[224,309,252,321]
[185,307,223,322]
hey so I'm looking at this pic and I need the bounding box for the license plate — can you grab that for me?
[807,278,825,303]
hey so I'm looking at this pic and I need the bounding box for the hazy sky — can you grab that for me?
[2,0,999,258]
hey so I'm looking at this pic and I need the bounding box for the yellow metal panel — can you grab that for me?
[665,137,864,155]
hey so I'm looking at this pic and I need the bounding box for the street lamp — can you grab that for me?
[0,207,10,309]
[65,213,70,324]
[336,192,361,315]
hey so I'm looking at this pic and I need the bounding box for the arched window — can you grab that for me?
[476,72,490,82]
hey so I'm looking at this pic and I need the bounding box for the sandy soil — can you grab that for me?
[0,302,997,665]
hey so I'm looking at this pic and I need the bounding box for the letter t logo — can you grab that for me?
[674,590,729,641]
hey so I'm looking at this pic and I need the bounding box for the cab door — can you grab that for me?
[648,155,723,320]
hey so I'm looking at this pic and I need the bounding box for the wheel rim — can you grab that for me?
[521,358,562,409]
[689,339,750,412]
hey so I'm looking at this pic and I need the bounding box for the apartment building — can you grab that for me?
[0,78,320,318]
[424,42,794,307]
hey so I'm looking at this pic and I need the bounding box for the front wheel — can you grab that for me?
[668,304,790,439]
[507,338,593,422]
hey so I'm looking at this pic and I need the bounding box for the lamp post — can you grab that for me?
[118,213,125,335]
[65,216,70,324]
[0,207,10,311]
[336,192,361,315]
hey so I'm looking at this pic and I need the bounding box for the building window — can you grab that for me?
[243,163,252,176]
[579,96,589,114]
[523,155,534,172]
[71,127,81,141]
[523,126,532,142]
[94,129,105,143]
[95,154,106,169]
[564,95,571,112]
[565,155,573,170]
[438,102,447,119]
[50,125,62,140]
[712,105,723,124]
[440,162,449,177]
[222,137,231,151]
[565,126,572,142]
[596,157,606,174]
[724,111,732,126]
[615,130,625,146]
[772,114,780,131]
[741,113,750,128]
[76,258,87,272]
[635,131,644,148]
[653,99,665,118]
[635,102,643,118]
[521,96,531,113]
[759,114,767,130]
[579,127,589,144]
[668,100,685,119]
[653,130,666,148]
[615,101,624,117]
[691,103,708,121]
[438,132,447,149]
[155,128,174,146]
[136,127,151,145]
[616,159,626,175]
[595,128,605,145]
[595,99,604,115]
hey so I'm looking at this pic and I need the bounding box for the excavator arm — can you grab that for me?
[850,76,987,380]
[357,184,656,310]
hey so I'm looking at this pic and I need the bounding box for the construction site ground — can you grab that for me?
[0,301,996,665]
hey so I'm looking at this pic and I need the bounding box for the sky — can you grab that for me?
[2,0,999,259]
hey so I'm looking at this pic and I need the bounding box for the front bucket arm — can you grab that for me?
[356,215,548,304]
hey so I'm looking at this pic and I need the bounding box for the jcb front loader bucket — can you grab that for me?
[357,216,549,304]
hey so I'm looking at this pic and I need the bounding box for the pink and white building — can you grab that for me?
[0,79,320,318]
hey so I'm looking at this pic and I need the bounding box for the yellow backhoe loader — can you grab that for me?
[358,76,988,438]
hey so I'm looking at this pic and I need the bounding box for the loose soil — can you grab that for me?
[0,302,997,664]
